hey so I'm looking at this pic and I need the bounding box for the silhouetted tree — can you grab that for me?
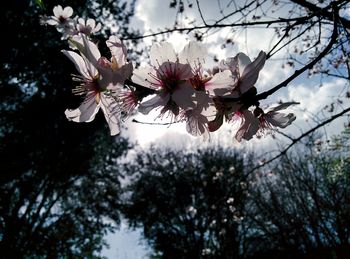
[0,1,136,257]
[123,146,254,258]
[244,130,350,258]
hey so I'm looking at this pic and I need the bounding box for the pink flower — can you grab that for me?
[221,51,266,96]
[234,109,260,142]
[62,35,133,135]
[182,91,216,140]
[76,18,101,36]
[207,98,242,132]
[255,102,299,136]
[132,42,198,118]
[42,5,75,38]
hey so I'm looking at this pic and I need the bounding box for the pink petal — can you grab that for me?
[138,94,170,115]
[46,18,58,26]
[106,36,127,66]
[178,41,207,69]
[93,23,102,33]
[65,93,100,122]
[265,112,296,128]
[185,109,209,139]
[205,70,235,97]
[240,51,266,93]
[132,67,160,90]
[100,95,121,136]
[81,35,101,66]
[235,110,259,142]
[63,6,73,17]
[77,18,85,26]
[150,42,177,66]
[61,50,91,78]
[236,53,252,75]
[53,5,63,18]
[172,83,195,110]
[86,18,96,29]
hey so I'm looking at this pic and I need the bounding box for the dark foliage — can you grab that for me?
[0,0,136,257]
[123,146,254,258]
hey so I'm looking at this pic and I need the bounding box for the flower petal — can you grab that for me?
[63,6,73,18]
[265,112,296,128]
[106,36,127,66]
[172,83,195,110]
[53,5,63,18]
[81,35,101,66]
[178,41,207,70]
[205,70,235,96]
[236,53,252,75]
[235,110,259,142]
[100,95,121,135]
[86,18,96,29]
[185,109,209,139]
[65,93,100,122]
[150,42,177,66]
[132,67,160,90]
[61,50,90,78]
[138,94,170,115]
[240,51,266,93]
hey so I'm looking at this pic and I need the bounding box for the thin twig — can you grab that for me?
[255,7,339,101]
[122,16,312,40]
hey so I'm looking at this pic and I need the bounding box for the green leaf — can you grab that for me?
[35,0,45,9]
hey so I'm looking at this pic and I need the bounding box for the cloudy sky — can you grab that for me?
[102,0,350,257]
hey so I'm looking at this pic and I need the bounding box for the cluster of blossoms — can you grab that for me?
[42,5,298,141]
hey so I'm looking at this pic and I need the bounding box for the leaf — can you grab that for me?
[35,0,45,9]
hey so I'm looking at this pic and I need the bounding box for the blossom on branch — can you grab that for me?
[220,51,266,97]
[132,42,196,118]
[41,5,300,141]
[76,18,101,36]
[254,102,299,137]
[62,35,133,135]
[41,5,75,39]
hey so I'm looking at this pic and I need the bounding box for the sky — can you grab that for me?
[102,0,350,258]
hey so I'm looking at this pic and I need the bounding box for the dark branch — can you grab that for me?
[291,0,350,29]
[255,8,339,101]
[121,16,313,40]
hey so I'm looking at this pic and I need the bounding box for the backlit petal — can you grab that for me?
[132,67,160,90]
[65,93,100,122]
[205,70,235,96]
[100,95,121,136]
[235,110,259,142]
[178,41,206,69]
[62,50,90,78]
[265,112,296,128]
[240,51,266,93]
[138,94,170,115]
[106,36,127,66]
[150,42,177,66]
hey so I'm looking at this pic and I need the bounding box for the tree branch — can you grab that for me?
[291,0,350,29]
[121,16,313,40]
[255,7,339,101]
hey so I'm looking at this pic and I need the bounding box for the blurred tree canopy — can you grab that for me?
[0,0,137,257]
[123,147,254,258]
[122,130,350,259]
